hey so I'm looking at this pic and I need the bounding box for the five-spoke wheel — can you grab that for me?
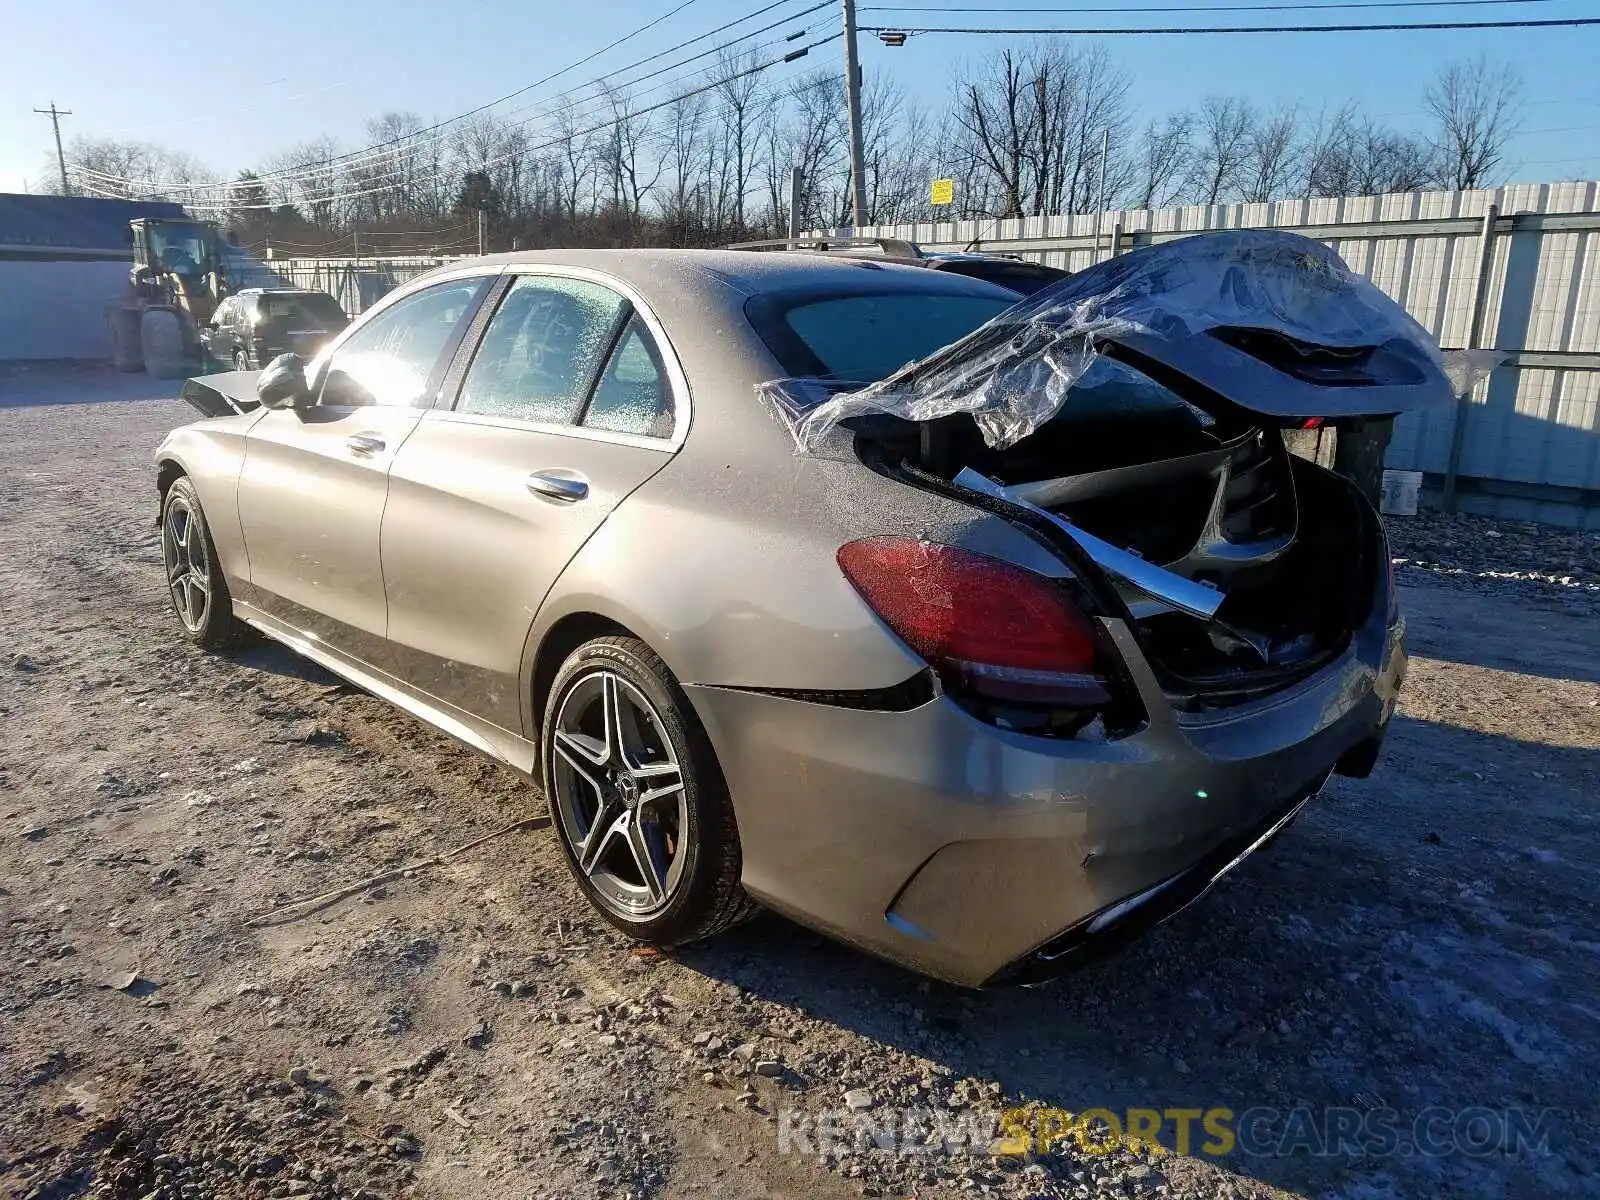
[542,636,755,944]
[160,476,246,649]
[550,669,688,917]
[162,490,212,634]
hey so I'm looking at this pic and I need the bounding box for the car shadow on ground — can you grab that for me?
[1398,578,1600,684]
[230,638,345,689]
[674,717,1598,1198]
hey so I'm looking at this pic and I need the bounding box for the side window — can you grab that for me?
[318,278,484,408]
[582,317,673,439]
[458,275,625,424]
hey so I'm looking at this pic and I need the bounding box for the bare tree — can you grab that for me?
[1426,54,1522,189]
[1305,106,1439,196]
[661,92,708,242]
[59,136,215,201]
[710,47,768,233]
[348,112,429,223]
[1189,95,1255,205]
[1129,113,1194,210]
[596,85,664,222]
[263,137,343,227]
[1240,105,1301,203]
[548,101,596,222]
[953,48,1037,217]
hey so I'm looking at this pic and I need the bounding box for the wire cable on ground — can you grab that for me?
[244,814,550,928]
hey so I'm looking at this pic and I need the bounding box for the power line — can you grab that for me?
[861,15,1600,34]
[87,0,820,194]
[130,35,837,213]
[76,0,828,197]
[71,31,801,204]
[274,0,706,177]
[863,0,1566,11]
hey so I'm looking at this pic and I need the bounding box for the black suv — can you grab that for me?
[203,288,349,370]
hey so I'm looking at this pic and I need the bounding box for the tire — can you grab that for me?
[141,308,187,379]
[110,307,144,372]
[542,636,756,947]
[160,477,248,650]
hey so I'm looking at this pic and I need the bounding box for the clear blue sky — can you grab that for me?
[3,0,1597,196]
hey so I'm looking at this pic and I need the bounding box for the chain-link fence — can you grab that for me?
[224,253,457,317]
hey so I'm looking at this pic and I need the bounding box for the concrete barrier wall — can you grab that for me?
[0,260,124,361]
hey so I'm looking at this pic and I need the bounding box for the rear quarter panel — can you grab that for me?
[519,289,1075,735]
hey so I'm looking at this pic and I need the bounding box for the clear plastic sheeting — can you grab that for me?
[762,229,1497,454]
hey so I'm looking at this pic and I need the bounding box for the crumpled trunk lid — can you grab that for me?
[762,229,1494,455]
[762,231,1447,708]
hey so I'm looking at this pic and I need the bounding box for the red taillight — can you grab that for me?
[837,536,1109,704]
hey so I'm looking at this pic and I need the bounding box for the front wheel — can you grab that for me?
[542,636,755,946]
[161,477,247,649]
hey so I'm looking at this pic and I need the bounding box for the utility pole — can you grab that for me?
[477,207,486,256]
[33,102,72,195]
[1092,127,1110,263]
[841,0,868,230]
[788,166,804,243]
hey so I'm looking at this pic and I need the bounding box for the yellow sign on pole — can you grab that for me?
[930,178,955,207]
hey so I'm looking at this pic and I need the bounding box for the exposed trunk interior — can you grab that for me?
[851,343,1386,711]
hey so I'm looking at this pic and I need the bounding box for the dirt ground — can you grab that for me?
[1,364,1596,1200]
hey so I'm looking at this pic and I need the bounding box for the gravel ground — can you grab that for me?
[1,365,1596,1200]
[1387,509,1600,615]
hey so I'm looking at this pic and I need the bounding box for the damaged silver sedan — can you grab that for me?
[156,233,1469,986]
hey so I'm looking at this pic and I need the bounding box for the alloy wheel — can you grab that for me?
[162,496,211,633]
[549,670,688,919]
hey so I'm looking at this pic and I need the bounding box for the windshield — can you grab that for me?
[751,292,1014,383]
[256,294,348,329]
[148,227,211,276]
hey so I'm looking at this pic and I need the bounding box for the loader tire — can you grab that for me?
[109,308,143,372]
[141,309,187,379]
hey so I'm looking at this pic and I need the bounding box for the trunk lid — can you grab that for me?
[180,369,261,418]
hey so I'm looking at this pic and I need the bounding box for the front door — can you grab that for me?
[381,272,683,733]
[235,275,490,666]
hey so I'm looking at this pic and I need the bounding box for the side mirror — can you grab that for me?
[256,353,312,410]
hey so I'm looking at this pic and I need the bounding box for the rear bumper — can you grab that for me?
[686,612,1405,988]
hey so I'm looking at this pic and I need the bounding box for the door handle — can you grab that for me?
[345,433,386,457]
[525,470,589,502]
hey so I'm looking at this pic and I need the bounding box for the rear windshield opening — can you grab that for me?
[750,292,1014,383]
[256,294,348,328]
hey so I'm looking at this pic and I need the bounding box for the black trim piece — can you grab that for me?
[703,670,938,712]
[573,301,637,426]
[437,273,512,411]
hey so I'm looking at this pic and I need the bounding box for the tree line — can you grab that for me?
[52,44,1523,255]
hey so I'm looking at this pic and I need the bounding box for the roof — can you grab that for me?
[461,247,1018,303]
[0,193,187,252]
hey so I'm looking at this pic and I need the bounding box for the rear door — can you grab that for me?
[235,274,491,666]
[381,269,686,733]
